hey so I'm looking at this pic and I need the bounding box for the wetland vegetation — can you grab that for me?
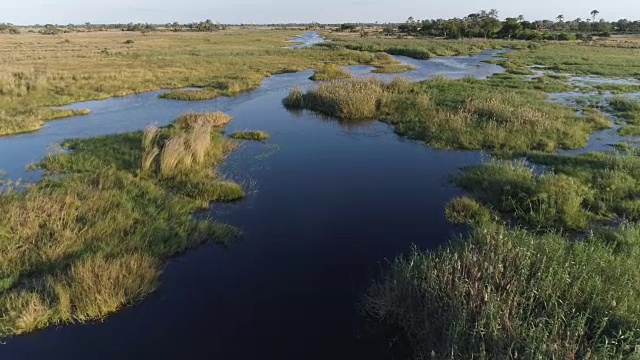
[0,112,242,336]
[284,76,610,152]
[4,10,640,359]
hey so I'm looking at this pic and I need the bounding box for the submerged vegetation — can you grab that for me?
[284,76,610,152]
[0,112,242,336]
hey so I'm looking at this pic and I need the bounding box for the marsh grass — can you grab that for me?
[159,89,220,101]
[310,63,352,81]
[368,52,415,73]
[364,222,640,359]
[0,29,380,135]
[455,148,640,230]
[319,37,517,59]
[282,86,305,108]
[0,112,243,337]
[505,43,640,78]
[229,130,270,141]
[286,76,610,152]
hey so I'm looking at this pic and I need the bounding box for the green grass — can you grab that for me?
[366,147,640,359]
[505,43,640,78]
[368,52,415,73]
[0,112,242,337]
[364,221,640,360]
[0,108,91,136]
[455,150,640,230]
[620,124,640,136]
[318,37,526,60]
[229,130,270,141]
[284,76,610,152]
[310,63,352,81]
[159,89,220,100]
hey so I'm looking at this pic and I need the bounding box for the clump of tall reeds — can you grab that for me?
[301,77,386,120]
[282,86,305,109]
[141,125,160,172]
[364,222,640,359]
[142,113,232,177]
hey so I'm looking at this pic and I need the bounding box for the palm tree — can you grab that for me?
[590,10,600,22]
[556,15,565,23]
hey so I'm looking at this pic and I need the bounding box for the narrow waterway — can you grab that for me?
[0,34,598,359]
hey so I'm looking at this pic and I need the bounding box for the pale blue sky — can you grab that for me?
[3,0,634,25]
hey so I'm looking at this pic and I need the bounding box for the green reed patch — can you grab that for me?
[364,222,640,360]
[284,76,610,152]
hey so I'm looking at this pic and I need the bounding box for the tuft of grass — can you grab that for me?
[368,52,415,74]
[310,63,352,81]
[174,111,233,128]
[445,196,492,225]
[282,86,305,109]
[159,89,220,101]
[229,130,270,141]
[0,113,243,337]
[294,77,385,120]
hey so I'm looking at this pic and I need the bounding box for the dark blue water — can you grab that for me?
[0,41,506,359]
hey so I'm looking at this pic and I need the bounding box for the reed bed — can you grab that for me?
[284,76,610,152]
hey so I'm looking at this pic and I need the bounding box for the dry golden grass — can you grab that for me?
[174,111,232,128]
[0,29,374,135]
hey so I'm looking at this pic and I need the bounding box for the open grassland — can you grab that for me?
[366,149,640,359]
[505,42,640,78]
[284,76,610,152]
[0,29,374,135]
[0,112,242,337]
[319,34,532,59]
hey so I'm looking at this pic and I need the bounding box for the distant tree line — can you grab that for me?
[384,9,633,40]
[0,23,20,34]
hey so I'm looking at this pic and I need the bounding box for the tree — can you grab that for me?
[499,18,522,39]
[478,9,501,38]
[591,10,600,22]
[556,15,564,23]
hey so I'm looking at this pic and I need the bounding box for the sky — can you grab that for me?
[2,0,635,25]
